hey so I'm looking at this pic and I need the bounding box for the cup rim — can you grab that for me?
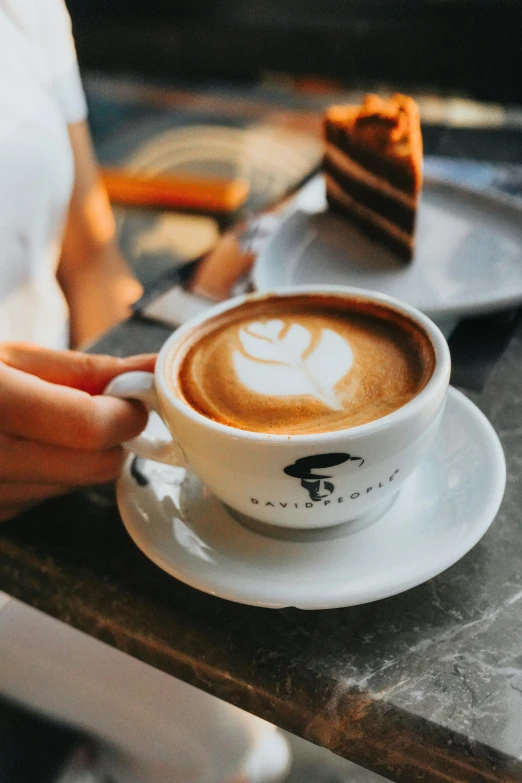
[156,285,451,442]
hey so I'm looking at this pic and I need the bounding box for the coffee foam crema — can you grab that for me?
[168,295,435,435]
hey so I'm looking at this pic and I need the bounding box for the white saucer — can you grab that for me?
[116,388,505,609]
[253,176,522,333]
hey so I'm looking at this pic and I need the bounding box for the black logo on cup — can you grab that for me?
[283,453,364,501]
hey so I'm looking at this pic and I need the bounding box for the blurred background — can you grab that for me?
[60,1,522,291]
[66,0,521,102]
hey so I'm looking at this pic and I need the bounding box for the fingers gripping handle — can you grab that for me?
[104,371,185,466]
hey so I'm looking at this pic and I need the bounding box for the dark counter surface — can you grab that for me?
[1,311,522,783]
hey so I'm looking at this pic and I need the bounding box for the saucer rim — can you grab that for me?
[117,387,506,609]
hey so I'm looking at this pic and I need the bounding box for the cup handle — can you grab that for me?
[104,371,186,467]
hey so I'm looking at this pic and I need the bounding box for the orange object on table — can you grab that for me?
[101,168,250,213]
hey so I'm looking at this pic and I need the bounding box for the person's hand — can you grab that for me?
[0,343,157,521]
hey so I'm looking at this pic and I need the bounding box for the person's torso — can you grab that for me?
[0,0,75,348]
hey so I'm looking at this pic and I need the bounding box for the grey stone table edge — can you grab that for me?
[1,315,522,783]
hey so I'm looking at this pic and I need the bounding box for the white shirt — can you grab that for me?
[0,0,87,348]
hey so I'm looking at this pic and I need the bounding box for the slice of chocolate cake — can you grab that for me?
[323,94,423,262]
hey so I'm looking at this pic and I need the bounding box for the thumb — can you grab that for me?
[0,343,157,395]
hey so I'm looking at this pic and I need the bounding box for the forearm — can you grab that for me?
[60,242,142,349]
[57,121,143,348]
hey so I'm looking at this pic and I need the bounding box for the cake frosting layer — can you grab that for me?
[323,148,417,234]
[324,118,418,192]
[325,174,414,261]
[324,143,416,208]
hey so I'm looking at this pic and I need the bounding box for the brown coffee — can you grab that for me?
[166,294,435,435]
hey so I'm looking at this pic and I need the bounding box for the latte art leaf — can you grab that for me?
[233,320,353,409]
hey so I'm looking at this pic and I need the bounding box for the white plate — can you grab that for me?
[117,388,505,610]
[253,176,522,329]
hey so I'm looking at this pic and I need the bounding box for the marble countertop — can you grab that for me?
[1,311,522,783]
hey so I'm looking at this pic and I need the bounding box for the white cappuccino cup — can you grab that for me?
[105,286,451,531]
